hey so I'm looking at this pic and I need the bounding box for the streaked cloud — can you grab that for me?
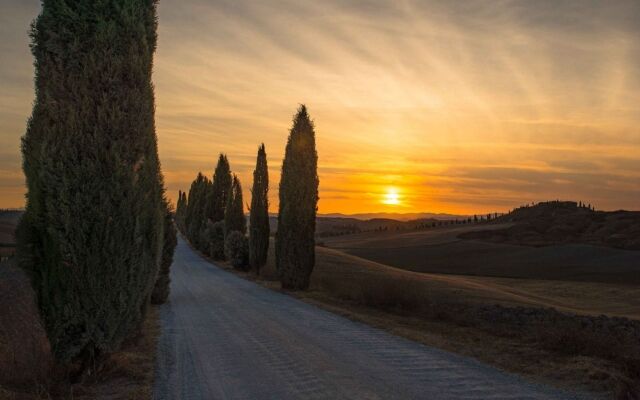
[0,0,638,213]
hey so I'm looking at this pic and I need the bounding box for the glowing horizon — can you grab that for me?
[1,1,639,214]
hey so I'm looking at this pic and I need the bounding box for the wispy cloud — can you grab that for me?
[0,0,638,212]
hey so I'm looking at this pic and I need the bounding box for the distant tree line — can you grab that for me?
[176,105,318,290]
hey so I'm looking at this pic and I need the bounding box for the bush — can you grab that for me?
[207,221,226,260]
[225,231,248,270]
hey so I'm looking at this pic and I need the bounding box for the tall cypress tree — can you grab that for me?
[249,144,270,274]
[276,105,319,290]
[151,199,177,305]
[175,190,185,232]
[179,190,188,232]
[17,0,164,365]
[185,173,205,244]
[224,174,246,235]
[209,154,232,223]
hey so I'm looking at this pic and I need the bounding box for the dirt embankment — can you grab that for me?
[0,260,160,400]
[0,261,52,392]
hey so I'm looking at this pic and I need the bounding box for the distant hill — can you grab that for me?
[266,214,473,238]
[460,201,640,250]
[317,212,469,221]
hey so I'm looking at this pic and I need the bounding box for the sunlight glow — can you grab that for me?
[382,187,401,206]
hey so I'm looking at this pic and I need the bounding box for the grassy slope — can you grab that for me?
[314,246,640,319]
[322,224,640,284]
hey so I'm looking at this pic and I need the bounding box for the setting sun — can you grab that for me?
[382,187,401,206]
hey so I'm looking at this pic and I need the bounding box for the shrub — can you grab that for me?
[18,0,164,366]
[207,220,226,260]
[225,231,248,270]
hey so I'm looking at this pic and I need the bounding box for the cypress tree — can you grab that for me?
[276,105,319,290]
[175,190,187,232]
[224,174,246,235]
[17,0,164,365]
[151,199,178,305]
[249,144,270,274]
[185,173,209,247]
[179,190,188,232]
[209,154,232,223]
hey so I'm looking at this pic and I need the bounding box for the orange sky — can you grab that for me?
[1,1,639,214]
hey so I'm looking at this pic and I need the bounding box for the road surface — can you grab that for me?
[154,237,587,400]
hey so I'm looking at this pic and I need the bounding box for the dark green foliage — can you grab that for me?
[206,220,226,260]
[151,200,178,305]
[275,105,319,290]
[249,144,270,274]
[18,0,164,364]
[175,190,187,232]
[225,230,249,270]
[185,173,211,249]
[209,154,232,223]
[224,175,246,236]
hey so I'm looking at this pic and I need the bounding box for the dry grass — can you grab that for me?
[0,258,160,400]
[226,241,640,399]
[59,306,160,400]
[0,261,52,394]
[323,225,640,284]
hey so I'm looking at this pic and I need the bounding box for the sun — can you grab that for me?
[382,187,401,206]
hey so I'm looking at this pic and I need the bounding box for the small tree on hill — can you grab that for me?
[249,144,270,274]
[225,174,246,236]
[276,105,319,290]
[207,220,226,260]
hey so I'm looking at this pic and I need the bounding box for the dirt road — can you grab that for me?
[154,237,588,400]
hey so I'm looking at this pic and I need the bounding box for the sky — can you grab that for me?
[1,1,639,214]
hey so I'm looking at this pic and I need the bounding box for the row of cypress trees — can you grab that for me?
[17,0,176,370]
[176,154,254,270]
[177,105,319,290]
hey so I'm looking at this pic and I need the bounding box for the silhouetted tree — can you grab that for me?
[209,154,232,223]
[152,200,178,305]
[207,220,226,260]
[176,190,187,232]
[276,105,319,290]
[186,173,211,249]
[17,0,165,365]
[225,230,249,270]
[249,144,270,274]
[225,175,246,236]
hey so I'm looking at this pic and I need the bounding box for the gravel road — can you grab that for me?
[154,237,589,400]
